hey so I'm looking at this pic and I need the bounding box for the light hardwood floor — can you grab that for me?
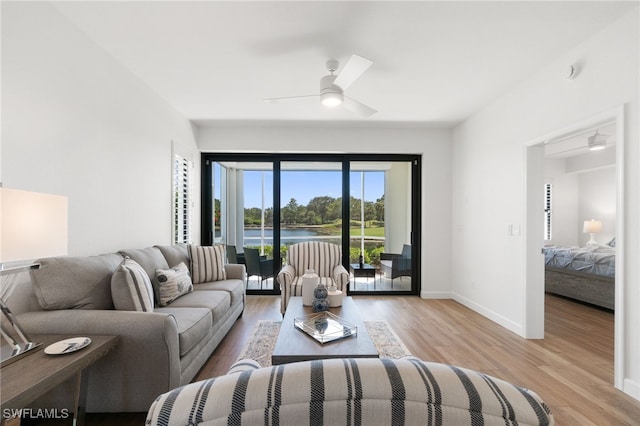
[80,294,639,425]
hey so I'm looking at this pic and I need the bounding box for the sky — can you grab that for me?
[242,170,385,208]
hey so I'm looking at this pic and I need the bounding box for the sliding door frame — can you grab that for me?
[202,153,421,296]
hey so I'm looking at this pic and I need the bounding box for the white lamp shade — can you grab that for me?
[583,219,602,234]
[1,188,68,264]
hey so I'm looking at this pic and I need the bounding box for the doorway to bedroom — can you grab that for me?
[524,106,623,391]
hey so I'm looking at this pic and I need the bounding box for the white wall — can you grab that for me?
[1,2,200,256]
[452,7,639,398]
[545,152,616,247]
[197,124,453,297]
[548,173,580,246]
[579,167,616,246]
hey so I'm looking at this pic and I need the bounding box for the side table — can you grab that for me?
[1,334,118,426]
[350,263,376,289]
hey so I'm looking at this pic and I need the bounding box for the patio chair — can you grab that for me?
[276,241,349,314]
[244,247,273,289]
[380,244,412,283]
[226,245,245,265]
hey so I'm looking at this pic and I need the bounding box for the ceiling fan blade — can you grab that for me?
[333,54,373,90]
[263,94,319,103]
[343,96,377,117]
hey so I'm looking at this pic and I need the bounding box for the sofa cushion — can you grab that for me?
[188,245,226,283]
[154,307,212,357]
[154,262,193,306]
[31,253,123,310]
[167,290,230,324]
[156,244,190,272]
[193,280,245,307]
[119,247,170,280]
[111,258,155,312]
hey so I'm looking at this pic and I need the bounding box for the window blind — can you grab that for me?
[173,155,193,244]
[544,183,552,241]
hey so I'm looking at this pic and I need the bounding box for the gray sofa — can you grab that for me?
[7,244,245,413]
[146,357,554,425]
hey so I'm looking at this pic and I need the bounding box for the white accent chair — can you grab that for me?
[276,241,349,314]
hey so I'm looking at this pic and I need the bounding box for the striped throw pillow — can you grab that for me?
[111,258,154,312]
[188,245,227,284]
[154,262,193,306]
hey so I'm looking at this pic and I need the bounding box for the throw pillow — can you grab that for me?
[188,245,227,284]
[111,257,155,312]
[154,262,193,306]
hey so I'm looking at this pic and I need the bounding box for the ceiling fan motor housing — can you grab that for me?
[320,74,343,106]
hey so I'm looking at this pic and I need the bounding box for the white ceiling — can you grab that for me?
[51,1,636,126]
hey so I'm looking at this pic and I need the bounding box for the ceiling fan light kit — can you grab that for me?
[264,53,377,117]
[588,130,608,151]
[320,75,343,107]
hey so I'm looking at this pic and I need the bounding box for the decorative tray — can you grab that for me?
[294,311,357,344]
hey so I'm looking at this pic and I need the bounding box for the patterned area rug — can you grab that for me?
[237,319,411,367]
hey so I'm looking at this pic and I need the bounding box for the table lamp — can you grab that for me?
[1,187,68,365]
[583,219,602,247]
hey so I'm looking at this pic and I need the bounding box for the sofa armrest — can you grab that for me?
[224,263,247,283]
[332,264,350,291]
[16,309,180,412]
[277,264,296,314]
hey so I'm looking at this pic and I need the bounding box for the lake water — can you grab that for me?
[243,228,340,246]
[242,228,385,250]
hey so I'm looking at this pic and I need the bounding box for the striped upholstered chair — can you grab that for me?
[276,241,349,314]
[146,357,554,426]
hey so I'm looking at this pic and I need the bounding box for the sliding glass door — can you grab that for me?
[202,154,420,296]
[349,162,414,292]
[280,162,343,265]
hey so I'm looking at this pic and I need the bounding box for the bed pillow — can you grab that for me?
[188,245,227,283]
[154,262,193,306]
[111,258,155,312]
[606,237,616,248]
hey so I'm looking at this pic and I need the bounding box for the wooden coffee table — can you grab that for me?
[271,296,378,365]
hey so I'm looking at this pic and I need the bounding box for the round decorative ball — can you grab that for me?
[313,298,329,312]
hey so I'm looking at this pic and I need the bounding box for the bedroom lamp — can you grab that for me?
[0,187,68,366]
[583,219,602,247]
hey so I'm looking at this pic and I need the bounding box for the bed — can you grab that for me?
[543,243,615,310]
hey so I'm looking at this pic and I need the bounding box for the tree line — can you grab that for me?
[243,195,384,226]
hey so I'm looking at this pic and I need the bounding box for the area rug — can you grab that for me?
[237,319,411,367]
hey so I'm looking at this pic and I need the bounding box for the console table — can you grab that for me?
[1,334,118,426]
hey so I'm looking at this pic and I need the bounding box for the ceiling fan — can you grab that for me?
[264,53,377,117]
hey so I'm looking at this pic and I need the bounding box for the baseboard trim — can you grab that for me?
[420,291,452,299]
[623,378,640,401]
[452,292,524,337]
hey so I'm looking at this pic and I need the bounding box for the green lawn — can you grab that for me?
[349,226,384,237]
